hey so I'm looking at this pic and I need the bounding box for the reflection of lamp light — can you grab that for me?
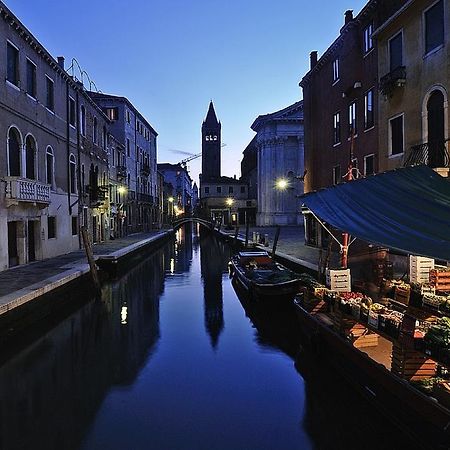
[275,178,288,190]
[168,197,174,203]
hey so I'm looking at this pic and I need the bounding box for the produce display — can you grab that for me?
[424,317,450,363]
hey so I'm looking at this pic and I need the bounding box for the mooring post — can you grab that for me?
[272,226,281,257]
[234,226,240,245]
[245,221,250,248]
[81,226,101,295]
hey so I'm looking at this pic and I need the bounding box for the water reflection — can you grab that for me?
[200,233,231,349]
[0,249,165,450]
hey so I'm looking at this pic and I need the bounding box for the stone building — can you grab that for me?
[201,101,221,182]
[376,0,449,176]
[0,2,109,270]
[89,93,159,232]
[251,101,304,226]
[240,137,258,225]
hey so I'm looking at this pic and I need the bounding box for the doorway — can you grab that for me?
[427,90,445,167]
[28,220,36,262]
[8,221,18,267]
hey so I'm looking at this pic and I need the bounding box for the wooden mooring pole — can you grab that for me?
[272,225,281,257]
[234,226,240,245]
[81,226,102,296]
[245,221,250,248]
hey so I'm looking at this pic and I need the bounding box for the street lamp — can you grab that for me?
[275,178,289,191]
[168,196,174,222]
[226,197,234,227]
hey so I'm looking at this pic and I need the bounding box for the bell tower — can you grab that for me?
[201,101,221,181]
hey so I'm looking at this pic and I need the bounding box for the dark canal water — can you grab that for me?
[0,226,420,450]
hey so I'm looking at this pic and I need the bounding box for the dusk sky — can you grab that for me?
[6,0,367,183]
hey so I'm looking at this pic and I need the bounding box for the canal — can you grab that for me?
[0,226,420,450]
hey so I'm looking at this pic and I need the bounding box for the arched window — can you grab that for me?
[69,154,76,194]
[25,135,37,180]
[46,146,54,187]
[80,105,86,136]
[127,173,130,187]
[8,127,21,177]
[93,117,98,144]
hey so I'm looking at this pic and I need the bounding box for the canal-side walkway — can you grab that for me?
[0,230,171,316]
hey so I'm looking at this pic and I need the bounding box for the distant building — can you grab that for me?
[376,0,450,176]
[240,137,258,225]
[88,92,159,232]
[158,163,193,216]
[251,101,304,226]
[201,101,221,181]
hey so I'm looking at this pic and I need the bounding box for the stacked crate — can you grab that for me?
[429,267,450,293]
[391,342,437,380]
[409,256,435,284]
[326,269,351,292]
[332,308,378,348]
[394,284,411,305]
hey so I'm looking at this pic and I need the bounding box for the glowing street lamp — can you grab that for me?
[117,185,127,195]
[275,178,289,191]
[226,197,234,226]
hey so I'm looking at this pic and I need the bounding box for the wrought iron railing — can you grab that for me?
[403,140,450,168]
[137,193,153,203]
[379,66,406,97]
[87,185,108,205]
[116,165,127,178]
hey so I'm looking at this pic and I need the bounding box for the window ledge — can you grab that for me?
[363,48,374,58]
[388,152,404,159]
[46,107,55,115]
[423,44,444,59]
[69,124,76,130]
[333,142,341,148]
[347,135,358,141]
[332,79,340,87]
[364,126,375,133]
[6,80,20,91]
[26,93,37,101]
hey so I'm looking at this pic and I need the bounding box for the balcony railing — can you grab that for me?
[87,185,108,206]
[404,140,450,168]
[379,66,406,97]
[137,193,153,204]
[116,165,127,179]
[5,177,51,204]
[140,163,150,177]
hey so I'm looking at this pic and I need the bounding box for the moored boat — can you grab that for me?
[229,251,301,301]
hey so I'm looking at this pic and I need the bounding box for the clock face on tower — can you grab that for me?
[205,135,218,141]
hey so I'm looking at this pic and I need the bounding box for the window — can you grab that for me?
[389,32,403,71]
[71,216,78,235]
[69,154,76,193]
[217,186,222,193]
[364,154,375,176]
[8,127,21,177]
[80,105,86,135]
[81,164,85,194]
[93,117,98,144]
[45,76,54,111]
[126,138,130,156]
[425,0,444,54]
[332,58,339,83]
[47,216,56,239]
[332,165,341,185]
[46,146,54,186]
[363,22,373,54]
[69,97,76,127]
[102,127,107,150]
[246,200,252,207]
[351,157,359,179]
[229,186,234,194]
[389,114,404,155]
[205,186,210,194]
[126,110,131,123]
[106,107,118,120]
[25,135,36,180]
[333,112,341,144]
[240,186,245,194]
[364,89,374,129]
[7,42,19,86]
[26,59,36,97]
[348,101,357,137]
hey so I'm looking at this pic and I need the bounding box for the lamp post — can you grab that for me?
[168,196,174,223]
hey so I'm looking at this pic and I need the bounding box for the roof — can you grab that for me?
[88,92,158,136]
[203,101,220,126]
[251,101,303,131]
[301,165,450,261]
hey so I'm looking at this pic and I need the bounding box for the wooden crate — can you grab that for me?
[394,285,411,305]
[429,268,450,292]
[353,332,379,348]
[391,342,437,380]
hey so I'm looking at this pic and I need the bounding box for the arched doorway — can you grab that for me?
[427,90,445,167]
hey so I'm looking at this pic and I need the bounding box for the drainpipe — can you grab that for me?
[75,89,82,249]
[66,80,71,215]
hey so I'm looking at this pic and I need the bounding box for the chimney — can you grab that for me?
[310,51,318,69]
[344,10,353,25]
[57,56,65,69]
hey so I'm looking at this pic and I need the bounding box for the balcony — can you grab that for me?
[137,193,153,204]
[5,177,50,207]
[140,163,150,177]
[116,165,127,179]
[404,140,450,169]
[128,190,136,201]
[379,66,406,97]
[87,185,108,207]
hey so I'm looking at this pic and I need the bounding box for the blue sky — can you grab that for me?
[6,0,367,183]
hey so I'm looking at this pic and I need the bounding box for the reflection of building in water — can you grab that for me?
[164,226,194,275]
[200,234,228,349]
[0,248,165,450]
